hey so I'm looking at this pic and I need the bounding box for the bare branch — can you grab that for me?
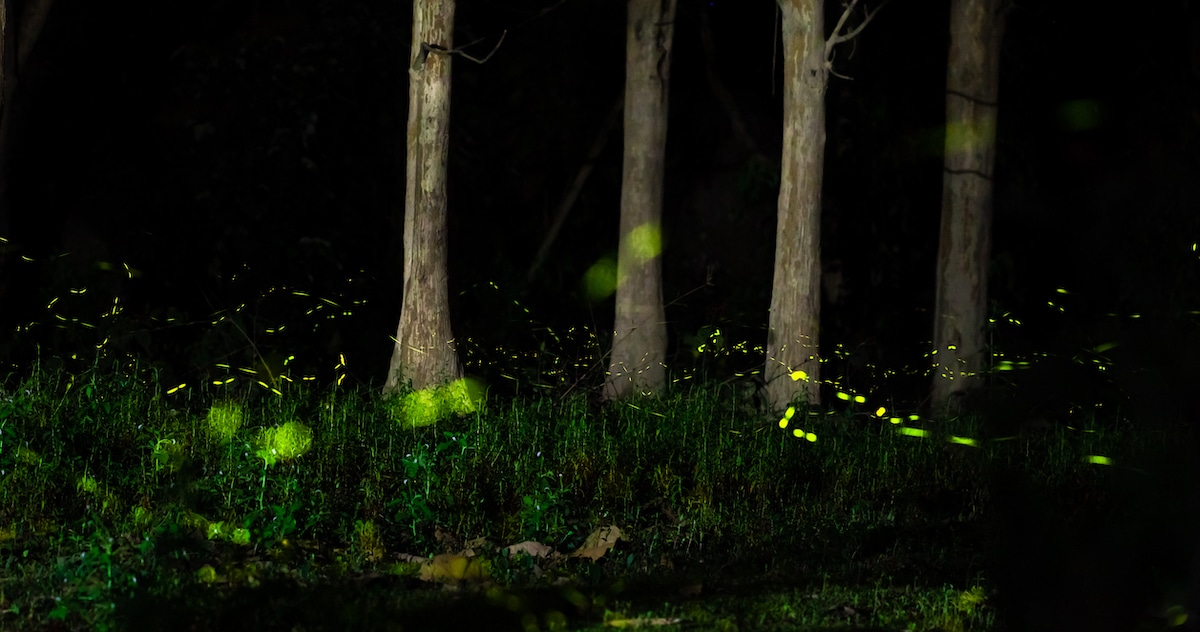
[832,0,890,45]
[828,58,854,80]
[826,0,861,55]
[825,0,890,72]
[454,29,507,64]
[419,0,570,68]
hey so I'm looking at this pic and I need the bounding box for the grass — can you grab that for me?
[0,349,1176,631]
[0,254,1191,630]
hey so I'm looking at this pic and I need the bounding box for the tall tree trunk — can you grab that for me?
[931,0,1004,413]
[384,0,462,395]
[0,0,54,301]
[603,0,677,401]
[765,0,826,411]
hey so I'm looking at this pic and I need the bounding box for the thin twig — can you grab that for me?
[830,0,890,46]
[825,0,891,72]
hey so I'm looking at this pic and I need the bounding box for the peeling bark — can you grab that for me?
[384,0,463,395]
[765,0,826,411]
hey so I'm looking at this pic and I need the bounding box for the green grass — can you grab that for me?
[0,255,1189,630]
[0,352,1168,631]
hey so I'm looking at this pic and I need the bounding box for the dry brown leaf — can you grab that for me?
[570,525,622,561]
[604,617,682,627]
[506,540,555,558]
[464,536,492,550]
[417,552,490,583]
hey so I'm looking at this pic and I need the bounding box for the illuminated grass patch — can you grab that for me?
[256,420,313,462]
[206,400,244,442]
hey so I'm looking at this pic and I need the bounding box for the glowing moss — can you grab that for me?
[354,519,385,562]
[206,401,244,442]
[16,446,40,465]
[441,377,487,415]
[402,389,439,429]
[197,565,218,583]
[257,421,313,461]
[392,378,488,429]
[229,527,251,545]
[77,474,99,494]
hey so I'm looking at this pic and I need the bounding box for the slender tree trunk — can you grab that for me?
[603,0,677,401]
[384,0,462,395]
[0,2,8,247]
[765,0,826,411]
[931,0,1004,413]
[0,0,54,300]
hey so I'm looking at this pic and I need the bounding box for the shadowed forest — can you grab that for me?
[1,0,1200,630]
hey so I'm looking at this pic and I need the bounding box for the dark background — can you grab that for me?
[2,0,1199,419]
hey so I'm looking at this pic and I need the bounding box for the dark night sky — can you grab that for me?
[2,0,1199,415]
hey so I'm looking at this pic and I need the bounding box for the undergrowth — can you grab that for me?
[0,354,1152,631]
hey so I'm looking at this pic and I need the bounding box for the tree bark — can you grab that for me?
[603,0,677,401]
[0,0,54,299]
[384,0,463,395]
[764,0,826,411]
[931,0,1004,413]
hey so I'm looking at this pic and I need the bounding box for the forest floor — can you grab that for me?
[0,361,1194,631]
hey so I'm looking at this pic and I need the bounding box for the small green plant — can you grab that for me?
[519,459,568,541]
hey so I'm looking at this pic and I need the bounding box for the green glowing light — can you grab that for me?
[77,474,99,494]
[793,429,816,442]
[257,421,313,463]
[392,378,489,429]
[583,255,618,302]
[229,527,251,545]
[1057,99,1103,131]
[206,401,244,442]
[627,223,662,261]
[945,120,997,152]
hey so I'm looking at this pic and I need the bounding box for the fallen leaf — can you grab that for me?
[570,525,622,561]
[418,552,490,583]
[507,540,555,558]
[604,617,682,627]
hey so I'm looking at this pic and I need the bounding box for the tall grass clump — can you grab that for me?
[0,262,1177,631]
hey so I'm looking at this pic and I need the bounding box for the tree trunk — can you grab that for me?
[603,0,677,401]
[0,0,54,301]
[931,0,1004,413]
[764,0,826,411]
[384,0,462,395]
